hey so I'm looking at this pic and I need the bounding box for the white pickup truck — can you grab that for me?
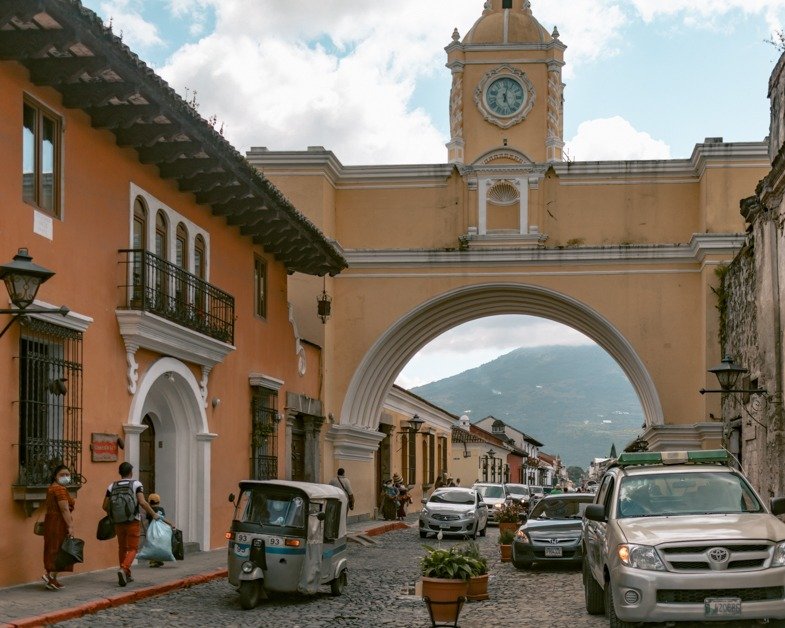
[582,450,785,627]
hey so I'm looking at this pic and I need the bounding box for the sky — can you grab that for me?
[79,0,785,386]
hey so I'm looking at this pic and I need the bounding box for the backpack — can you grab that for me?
[109,480,138,523]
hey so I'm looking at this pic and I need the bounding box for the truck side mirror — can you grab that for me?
[771,497,785,516]
[584,503,607,522]
[421,498,427,505]
[316,511,326,521]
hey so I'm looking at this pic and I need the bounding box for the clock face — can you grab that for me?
[485,77,526,117]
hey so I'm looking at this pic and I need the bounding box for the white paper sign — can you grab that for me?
[33,210,53,240]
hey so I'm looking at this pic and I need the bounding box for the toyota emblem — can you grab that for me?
[707,547,730,563]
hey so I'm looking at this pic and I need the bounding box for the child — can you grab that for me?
[145,493,175,567]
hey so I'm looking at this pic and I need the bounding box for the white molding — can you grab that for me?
[325,424,386,461]
[343,233,745,268]
[115,309,235,394]
[249,373,285,391]
[640,422,723,451]
[384,386,458,433]
[22,298,93,332]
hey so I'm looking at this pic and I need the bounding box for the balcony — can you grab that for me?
[116,249,235,397]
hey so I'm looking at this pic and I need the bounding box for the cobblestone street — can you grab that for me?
[54,527,605,628]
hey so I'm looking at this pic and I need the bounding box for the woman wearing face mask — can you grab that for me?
[42,464,76,590]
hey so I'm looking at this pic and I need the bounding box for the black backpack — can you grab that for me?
[109,480,138,523]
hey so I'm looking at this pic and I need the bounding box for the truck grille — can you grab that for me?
[659,541,772,572]
[657,586,783,604]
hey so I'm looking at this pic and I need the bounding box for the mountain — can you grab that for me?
[409,345,644,468]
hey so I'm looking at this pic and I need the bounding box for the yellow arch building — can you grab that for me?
[248,0,769,517]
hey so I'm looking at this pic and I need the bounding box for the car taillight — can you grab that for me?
[285,538,301,547]
[225,531,234,541]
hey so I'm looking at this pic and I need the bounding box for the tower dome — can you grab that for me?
[463,0,552,45]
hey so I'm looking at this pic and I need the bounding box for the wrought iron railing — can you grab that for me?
[118,249,234,344]
[17,318,83,487]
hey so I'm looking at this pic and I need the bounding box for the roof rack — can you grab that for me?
[612,449,730,468]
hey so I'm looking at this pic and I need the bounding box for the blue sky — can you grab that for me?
[80,0,785,386]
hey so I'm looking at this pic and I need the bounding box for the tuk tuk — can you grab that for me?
[226,479,348,609]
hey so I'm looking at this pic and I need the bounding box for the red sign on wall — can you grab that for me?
[91,433,119,462]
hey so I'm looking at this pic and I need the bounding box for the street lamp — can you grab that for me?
[0,248,68,338]
[402,414,425,434]
[699,355,767,395]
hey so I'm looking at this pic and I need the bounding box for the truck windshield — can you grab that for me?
[475,485,505,499]
[237,491,306,528]
[617,472,763,518]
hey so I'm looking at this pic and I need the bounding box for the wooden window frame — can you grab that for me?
[254,255,267,319]
[22,96,62,217]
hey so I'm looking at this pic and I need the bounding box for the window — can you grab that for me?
[502,0,512,7]
[23,98,61,216]
[194,235,206,313]
[18,318,82,487]
[254,256,267,318]
[251,386,279,480]
[133,198,147,249]
[439,436,447,476]
[174,223,188,313]
[155,211,168,259]
[405,431,417,484]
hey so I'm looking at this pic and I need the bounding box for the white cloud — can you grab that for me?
[97,0,163,49]
[565,116,671,161]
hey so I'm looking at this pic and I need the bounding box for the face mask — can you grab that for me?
[58,475,71,486]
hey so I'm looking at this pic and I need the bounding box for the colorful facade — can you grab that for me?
[0,0,344,586]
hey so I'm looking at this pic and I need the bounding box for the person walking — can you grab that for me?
[103,462,160,586]
[42,465,76,590]
[329,468,355,511]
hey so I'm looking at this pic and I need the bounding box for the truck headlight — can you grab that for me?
[617,544,666,571]
[462,509,476,518]
[771,541,785,567]
[241,560,255,573]
[515,530,530,544]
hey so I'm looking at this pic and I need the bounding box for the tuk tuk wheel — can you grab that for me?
[239,580,262,610]
[330,569,347,596]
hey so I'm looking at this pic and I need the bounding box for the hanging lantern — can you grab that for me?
[317,289,332,324]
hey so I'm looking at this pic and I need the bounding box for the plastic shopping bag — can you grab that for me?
[137,519,175,562]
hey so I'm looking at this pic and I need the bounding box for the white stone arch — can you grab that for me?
[125,357,216,550]
[340,283,663,432]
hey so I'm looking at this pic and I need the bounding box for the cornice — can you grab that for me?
[342,233,744,269]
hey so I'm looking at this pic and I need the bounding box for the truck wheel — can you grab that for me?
[238,580,262,610]
[583,559,604,615]
[512,547,532,570]
[479,523,487,537]
[605,580,634,628]
[419,530,427,539]
[330,570,347,596]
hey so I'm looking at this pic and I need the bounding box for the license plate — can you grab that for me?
[544,546,563,557]
[704,597,741,617]
[439,523,451,529]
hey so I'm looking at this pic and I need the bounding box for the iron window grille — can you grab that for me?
[251,387,279,480]
[406,431,417,484]
[17,318,82,487]
[427,433,435,484]
[119,249,234,344]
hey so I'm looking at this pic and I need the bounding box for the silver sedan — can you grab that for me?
[419,488,489,539]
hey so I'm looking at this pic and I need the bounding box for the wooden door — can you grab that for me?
[291,419,305,481]
[139,415,155,493]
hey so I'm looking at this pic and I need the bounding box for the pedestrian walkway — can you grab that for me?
[0,517,413,627]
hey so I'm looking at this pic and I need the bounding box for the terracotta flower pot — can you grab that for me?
[467,573,489,601]
[498,522,518,535]
[499,544,512,562]
[421,577,469,623]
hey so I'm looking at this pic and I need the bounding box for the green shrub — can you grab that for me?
[498,529,516,545]
[421,546,479,580]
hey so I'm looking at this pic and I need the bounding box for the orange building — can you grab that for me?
[0,1,345,586]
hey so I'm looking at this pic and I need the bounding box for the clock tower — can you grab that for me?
[446,0,565,165]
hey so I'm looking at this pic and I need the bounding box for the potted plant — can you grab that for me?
[498,529,515,563]
[420,546,475,623]
[457,542,489,602]
[496,501,524,536]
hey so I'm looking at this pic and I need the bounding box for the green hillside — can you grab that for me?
[409,345,644,468]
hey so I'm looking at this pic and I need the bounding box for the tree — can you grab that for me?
[566,466,584,484]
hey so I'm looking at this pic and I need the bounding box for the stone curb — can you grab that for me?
[6,522,410,626]
[6,569,227,627]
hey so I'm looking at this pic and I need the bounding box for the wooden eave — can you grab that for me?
[0,0,346,277]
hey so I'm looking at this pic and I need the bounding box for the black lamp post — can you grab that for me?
[0,248,68,338]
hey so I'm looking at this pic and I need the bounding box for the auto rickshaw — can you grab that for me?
[226,479,349,609]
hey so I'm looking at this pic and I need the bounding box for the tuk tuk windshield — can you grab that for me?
[237,490,306,528]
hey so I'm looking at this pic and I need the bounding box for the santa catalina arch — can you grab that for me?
[248,0,769,513]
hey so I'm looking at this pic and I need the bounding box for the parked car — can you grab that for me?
[472,483,507,523]
[512,493,594,569]
[419,487,488,539]
[528,485,545,508]
[504,483,531,508]
[583,449,785,626]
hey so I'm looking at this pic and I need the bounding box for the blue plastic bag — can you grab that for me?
[137,519,175,562]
